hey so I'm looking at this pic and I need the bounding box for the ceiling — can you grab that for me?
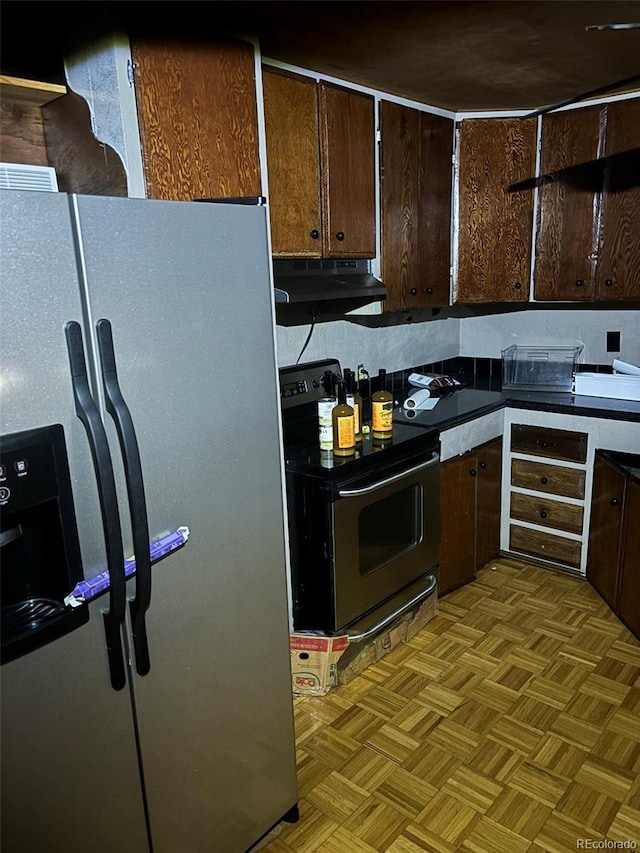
[2,1,640,111]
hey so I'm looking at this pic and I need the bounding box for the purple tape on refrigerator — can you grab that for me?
[64,526,190,607]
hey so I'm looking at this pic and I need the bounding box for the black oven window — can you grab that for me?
[358,484,422,576]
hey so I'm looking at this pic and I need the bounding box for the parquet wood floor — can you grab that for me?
[258,558,640,853]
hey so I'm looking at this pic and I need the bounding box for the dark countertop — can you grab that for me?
[284,385,640,480]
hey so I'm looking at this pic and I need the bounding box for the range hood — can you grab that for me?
[273,259,387,304]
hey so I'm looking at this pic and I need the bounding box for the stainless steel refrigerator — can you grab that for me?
[0,189,298,852]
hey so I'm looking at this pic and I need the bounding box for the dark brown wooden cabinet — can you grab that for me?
[587,450,640,640]
[379,100,453,311]
[439,436,502,596]
[131,36,262,201]
[454,118,537,304]
[595,98,640,301]
[263,67,375,258]
[534,106,602,301]
[534,97,640,302]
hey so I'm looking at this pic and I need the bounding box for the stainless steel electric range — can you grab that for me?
[279,359,440,641]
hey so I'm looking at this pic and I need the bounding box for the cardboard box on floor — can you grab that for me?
[290,592,438,695]
[290,634,350,696]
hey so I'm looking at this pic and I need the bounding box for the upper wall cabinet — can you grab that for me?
[131,36,262,200]
[379,100,453,311]
[453,117,537,304]
[534,97,640,302]
[262,67,376,258]
[595,98,640,301]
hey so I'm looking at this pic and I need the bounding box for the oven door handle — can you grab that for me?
[346,574,437,642]
[338,451,439,497]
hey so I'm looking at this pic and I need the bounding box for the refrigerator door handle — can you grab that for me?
[95,319,152,677]
[65,321,127,691]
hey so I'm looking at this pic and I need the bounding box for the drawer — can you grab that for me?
[511,424,587,463]
[511,458,586,499]
[510,524,581,569]
[510,492,584,535]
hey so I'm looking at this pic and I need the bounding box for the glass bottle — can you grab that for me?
[344,369,363,443]
[332,381,355,456]
[371,369,393,440]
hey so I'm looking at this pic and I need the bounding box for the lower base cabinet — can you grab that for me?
[439,436,502,596]
[587,450,640,640]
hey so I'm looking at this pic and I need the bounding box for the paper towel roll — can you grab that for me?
[403,388,432,409]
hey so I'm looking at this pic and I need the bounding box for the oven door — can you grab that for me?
[331,450,439,631]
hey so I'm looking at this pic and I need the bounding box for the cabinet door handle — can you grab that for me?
[514,282,522,290]
[575,279,584,287]
[479,461,487,469]
[611,497,620,506]
[310,229,319,239]
[424,287,433,294]
[469,468,477,477]
[336,231,345,241]
[410,288,417,296]
[604,278,613,287]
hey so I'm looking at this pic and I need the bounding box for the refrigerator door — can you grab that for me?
[71,195,297,852]
[0,191,149,851]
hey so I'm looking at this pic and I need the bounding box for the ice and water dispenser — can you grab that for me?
[1,424,88,663]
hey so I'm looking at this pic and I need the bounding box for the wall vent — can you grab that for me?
[0,163,58,192]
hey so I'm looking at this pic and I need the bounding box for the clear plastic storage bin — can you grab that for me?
[501,345,583,392]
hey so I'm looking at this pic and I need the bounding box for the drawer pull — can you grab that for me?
[611,497,620,507]
[541,476,548,484]
[540,510,548,519]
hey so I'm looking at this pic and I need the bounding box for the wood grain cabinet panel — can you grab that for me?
[511,424,587,463]
[380,100,452,310]
[454,117,536,303]
[510,492,583,535]
[533,97,640,303]
[440,437,502,596]
[510,525,581,569]
[587,451,640,640]
[595,98,640,301]
[131,36,261,201]
[511,458,586,500]
[534,106,603,301]
[263,69,375,259]
[319,82,376,258]
[262,68,321,257]
[617,477,640,639]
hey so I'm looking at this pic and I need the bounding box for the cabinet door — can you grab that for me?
[262,68,322,257]
[319,82,375,258]
[595,98,640,301]
[131,36,261,201]
[439,452,477,595]
[475,437,503,572]
[380,101,452,311]
[534,106,603,301]
[587,453,627,611]
[454,118,536,303]
[618,477,640,639]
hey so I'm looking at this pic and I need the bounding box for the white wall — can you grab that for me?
[275,306,639,371]
[275,314,460,371]
[458,308,640,365]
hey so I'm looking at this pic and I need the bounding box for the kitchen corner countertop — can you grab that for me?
[392,386,640,434]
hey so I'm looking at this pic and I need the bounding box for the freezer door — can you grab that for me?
[72,195,297,852]
[0,191,149,851]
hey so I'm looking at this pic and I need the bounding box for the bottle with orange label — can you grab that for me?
[332,381,356,456]
[371,369,393,440]
[344,368,363,444]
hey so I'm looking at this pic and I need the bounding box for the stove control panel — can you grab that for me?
[279,359,341,410]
